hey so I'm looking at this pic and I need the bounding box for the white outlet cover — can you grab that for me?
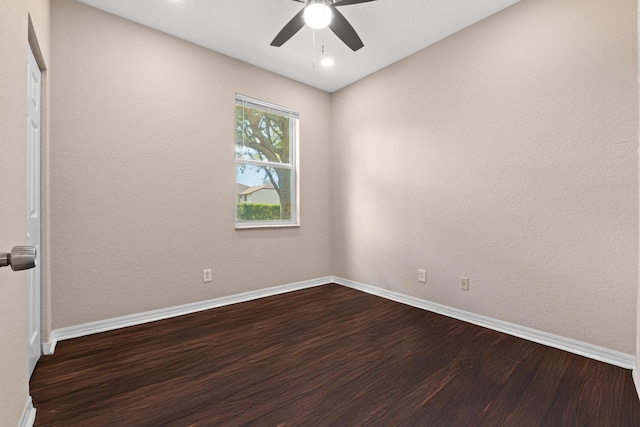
[418,269,426,283]
[203,269,212,283]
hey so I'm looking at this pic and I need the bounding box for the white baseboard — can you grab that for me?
[44,277,332,355]
[332,276,636,369]
[43,276,635,371]
[42,340,55,356]
[633,368,640,402]
[18,397,36,427]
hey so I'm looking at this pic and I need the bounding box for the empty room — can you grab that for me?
[2,0,640,425]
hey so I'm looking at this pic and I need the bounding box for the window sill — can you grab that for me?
[235,222,300,230]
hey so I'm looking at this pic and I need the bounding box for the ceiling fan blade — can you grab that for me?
[333,0,377,6]
[270,9,306,47]
[328,6,364,51]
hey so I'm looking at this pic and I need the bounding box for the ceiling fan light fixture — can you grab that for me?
[304,1,332,29]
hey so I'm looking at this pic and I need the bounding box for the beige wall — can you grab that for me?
[49,0,333,328]
[332,0,638,354]
[0,0,29,422]
[27,0,50,63]
[0,0,50,424]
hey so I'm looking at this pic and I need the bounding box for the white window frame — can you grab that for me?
[235,94,300,229]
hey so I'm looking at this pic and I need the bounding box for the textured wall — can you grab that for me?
[0,0,30,424]
[50,0,333,328]
[332,0,638,354]
[637,0,640,392]
[27,0,50,62]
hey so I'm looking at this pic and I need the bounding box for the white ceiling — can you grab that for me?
[77,0,521,93]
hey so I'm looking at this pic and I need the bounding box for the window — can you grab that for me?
[235,94,299,228]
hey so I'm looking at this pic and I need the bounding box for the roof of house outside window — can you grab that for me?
[238,184,275,195]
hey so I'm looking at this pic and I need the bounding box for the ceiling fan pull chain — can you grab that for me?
[312,28,316,68]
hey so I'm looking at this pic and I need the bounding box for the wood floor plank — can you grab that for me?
[30,284,640,426]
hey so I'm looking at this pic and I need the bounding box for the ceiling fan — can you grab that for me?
[270,0,378,52]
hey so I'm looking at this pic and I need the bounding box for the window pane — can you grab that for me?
[235,105,291,164]
[236,165,293,221]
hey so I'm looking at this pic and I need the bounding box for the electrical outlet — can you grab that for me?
[460,277,469,291]
[203,269,212,283]
[418,269,426,283]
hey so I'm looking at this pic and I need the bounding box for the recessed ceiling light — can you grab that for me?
[321,57,334,67]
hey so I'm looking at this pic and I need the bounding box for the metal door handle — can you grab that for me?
[0,246,36,271]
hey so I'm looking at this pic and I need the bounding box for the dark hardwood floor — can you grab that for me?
[31,284,640,426]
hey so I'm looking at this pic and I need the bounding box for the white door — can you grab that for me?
[27,46,41,378]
